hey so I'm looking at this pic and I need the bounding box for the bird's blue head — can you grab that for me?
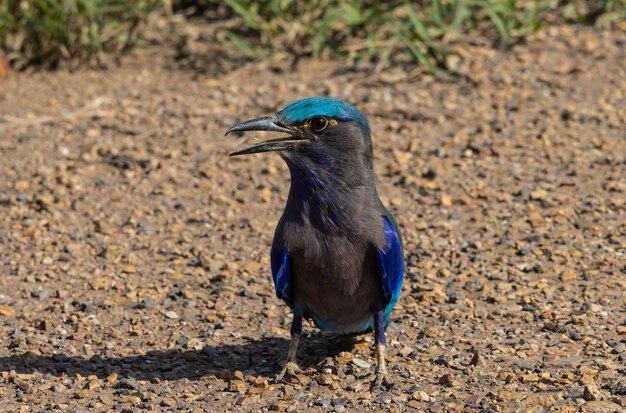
[276,97,369,134]
[226,97,372,161]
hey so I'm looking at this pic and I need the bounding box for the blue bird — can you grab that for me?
[226,97,404,387]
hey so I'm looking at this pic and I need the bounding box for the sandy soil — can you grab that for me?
[0,24,625,412]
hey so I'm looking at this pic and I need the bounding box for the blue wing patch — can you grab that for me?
[377,216,405,325]
[270,242,292,307]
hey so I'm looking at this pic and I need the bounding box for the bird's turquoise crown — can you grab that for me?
[277,97,370,133]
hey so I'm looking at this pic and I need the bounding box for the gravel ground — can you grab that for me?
[0,25,625,413]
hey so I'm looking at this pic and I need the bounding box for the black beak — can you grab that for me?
[226,116,305,156]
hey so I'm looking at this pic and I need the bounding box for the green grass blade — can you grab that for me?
[451,0,468,32]
[226,30,255,56]
[223,0,261,30]
[400,33,436,70]
[431,0,445,26]
[406,2,435,46]
[480,2,510,41]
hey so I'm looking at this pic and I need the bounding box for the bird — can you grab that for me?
[226,97,404,388]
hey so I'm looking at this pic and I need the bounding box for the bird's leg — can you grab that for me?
[275,311,303,384]
[371,309,394,389]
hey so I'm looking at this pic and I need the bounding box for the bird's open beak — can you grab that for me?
[226,116,304,156]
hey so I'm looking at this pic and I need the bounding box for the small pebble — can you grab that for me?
[351,358,371,369]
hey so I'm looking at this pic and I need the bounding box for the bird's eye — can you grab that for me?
[309,117,329,132]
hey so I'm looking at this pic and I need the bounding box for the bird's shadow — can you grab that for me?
[0,333,363,381]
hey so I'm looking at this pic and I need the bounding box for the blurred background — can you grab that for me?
[1,0,625,74]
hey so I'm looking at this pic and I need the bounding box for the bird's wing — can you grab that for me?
[377,215,404,323]
[380,204,403,250]
[270,241,293,307]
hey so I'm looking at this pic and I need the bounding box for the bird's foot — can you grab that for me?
[369,342,393,390]
[275,361,305,384]
[369,368,394,390]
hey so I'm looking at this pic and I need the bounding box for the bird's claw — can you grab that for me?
[275,361,305,384]
[369,369,394,390]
